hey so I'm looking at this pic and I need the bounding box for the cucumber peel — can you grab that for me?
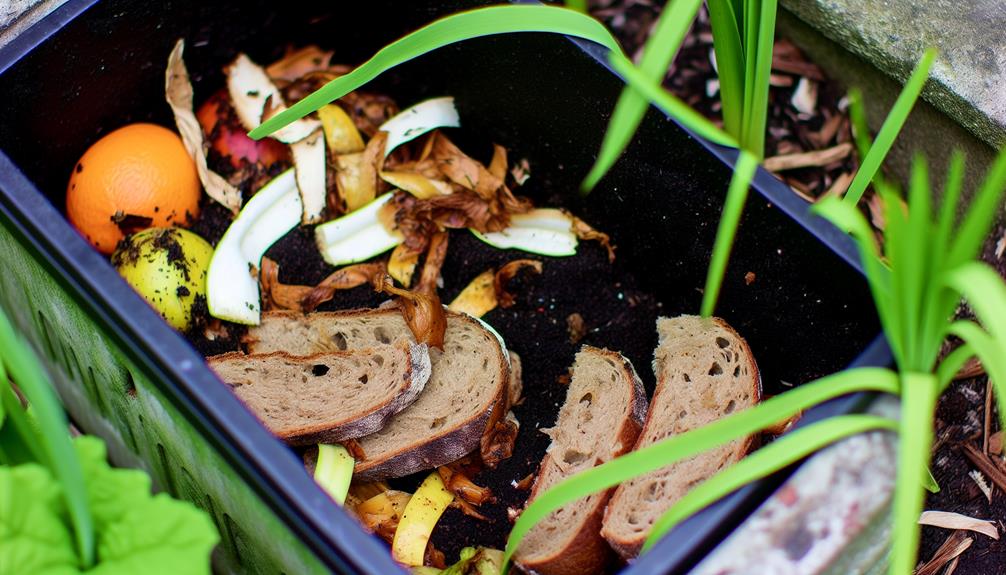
[314,192,402,267]
[314,444,355,505]
[472,208,578,256]
[381,96,460,157]
[207,169,300,325]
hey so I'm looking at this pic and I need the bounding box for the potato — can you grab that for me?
[112,228,214,331]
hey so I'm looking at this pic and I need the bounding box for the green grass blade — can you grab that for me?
[946,262,1006,341]
[740,0,777,158]
[740,0,758,131]
[0,311,94,566]
[901,155,933,368]
[847,88,872,160]
[582,0,706,191]
[923,467,940,494]
[878,181,912,368]
[948,145,1006,267]
[706,0,745,137]
[844,48,937,206]
[502,367,900,570]
[936,344,974,392]
[608,56,737,147]
[889,373,938,575]
[948,321,1006,436]
[920,151,968,366]
[564,0,587,13]
[249,5,624,140]
[935,151,965,249]
[701,149,757,317]
[642,414,898,552]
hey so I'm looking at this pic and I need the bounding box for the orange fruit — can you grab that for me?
[67,123,201,254]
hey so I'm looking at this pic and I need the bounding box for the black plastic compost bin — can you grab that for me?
[0,1,890,573]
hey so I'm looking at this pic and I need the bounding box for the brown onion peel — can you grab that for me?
[373,274,446,350]
[493,259,543,309]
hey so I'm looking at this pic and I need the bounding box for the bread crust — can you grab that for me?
[209,342,430,446]
[601,316,761,559]
[515,346,646,575]
[353,315,509,480]
[252,309,510,481]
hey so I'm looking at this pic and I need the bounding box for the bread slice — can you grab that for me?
[600,315,761,558]
[514,346,648,575]
[209,342,430,446]
[245,309,509,480]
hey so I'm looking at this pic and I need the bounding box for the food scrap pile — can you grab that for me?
[65,40,664,573]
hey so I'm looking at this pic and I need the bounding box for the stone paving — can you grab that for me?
[782,0,1006,150]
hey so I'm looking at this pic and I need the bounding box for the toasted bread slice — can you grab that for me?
[514,346,648,575]
[600,316,761,558]
[209,341,430,446]
[245,309,509,480]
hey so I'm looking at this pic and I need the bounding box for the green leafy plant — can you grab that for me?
[0,308,219,574]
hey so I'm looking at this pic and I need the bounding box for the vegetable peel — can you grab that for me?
[315,192,403,267]
[227,54,326,223]
[392,472,454,566]
[380,97,460,158]
[314,444,355,505]
[165,39,242,213]
[473,208,578,257]
[207,169,300,325]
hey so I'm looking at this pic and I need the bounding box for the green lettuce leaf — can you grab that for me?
[87,494,218,575]
[73,437,151,533]
[0,464,79,575]
[69,436,218,574]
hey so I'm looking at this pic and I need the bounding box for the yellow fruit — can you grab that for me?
[112,228,213,331]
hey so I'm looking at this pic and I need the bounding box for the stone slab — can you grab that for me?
[690,397,899,575]
[780,0,1006,150]
[1,0,67,50]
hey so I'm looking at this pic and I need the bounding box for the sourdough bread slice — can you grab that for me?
[600,315,761,558]
[514,346,648,575]
[209,342,430,446]
[245,309,509,480]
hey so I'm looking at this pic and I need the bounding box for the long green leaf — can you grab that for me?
[740,0,777,158]
[564,0,587,13]
[582,0,706,191]
[701,150,757,317]
[249,5,624,140]
[923,467,941,494]
[889,374,938,575]
[901,155,933,368]
[947,145,1006,267]
[948,321,1006,434]
[946,263,1006,341]
[503,367,900,570]
[844,49,937,206]
[847,88,872,161]
[920,151,968,368]
[0,311,94,566]
[607,56,737,147]
[936,344,974,392]
[706,0,744,137]
[642,414,898,551]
